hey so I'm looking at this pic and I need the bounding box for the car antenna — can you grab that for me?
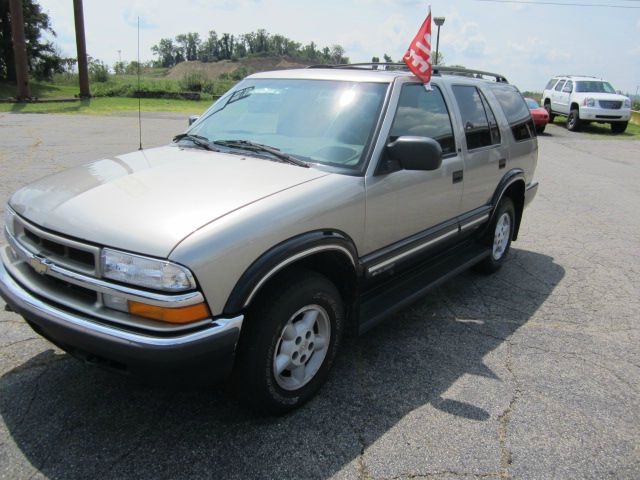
[137,16,143,150]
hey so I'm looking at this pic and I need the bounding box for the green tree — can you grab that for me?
[151,38,178,67]
[0,0,68,80]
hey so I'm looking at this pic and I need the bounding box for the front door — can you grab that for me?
[364,82,463,254]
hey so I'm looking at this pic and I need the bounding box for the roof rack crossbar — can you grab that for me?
[306,63,509,83]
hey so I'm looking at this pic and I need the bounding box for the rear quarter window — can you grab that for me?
[545,78,558,90]
[489,84,535,142]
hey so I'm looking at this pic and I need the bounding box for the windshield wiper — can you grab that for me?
[173,133,218,152]
[213,139,309,168]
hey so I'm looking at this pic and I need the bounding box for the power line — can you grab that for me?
[474,0,640,7]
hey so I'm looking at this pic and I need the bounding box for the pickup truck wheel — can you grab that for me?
[611,122,628,134]
[233,271,343,414]
[544,103,555,123]
[567,109,581,131]
[475,197,515,274]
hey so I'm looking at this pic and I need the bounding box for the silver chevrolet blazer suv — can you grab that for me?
[0,65,538,413]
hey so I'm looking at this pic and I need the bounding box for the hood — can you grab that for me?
[10,145,329,257]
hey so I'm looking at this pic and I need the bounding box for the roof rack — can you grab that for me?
[556,74,598,79]
[307,63,509,83]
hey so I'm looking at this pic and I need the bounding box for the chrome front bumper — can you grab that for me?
[0,257,243,382]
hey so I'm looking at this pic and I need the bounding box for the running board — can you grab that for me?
[358,242,491,334]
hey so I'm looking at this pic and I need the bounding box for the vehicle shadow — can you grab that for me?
[0,248,564,479]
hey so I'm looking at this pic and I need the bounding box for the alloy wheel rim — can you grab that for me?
[273,305,331,391]
[492,212,511,260]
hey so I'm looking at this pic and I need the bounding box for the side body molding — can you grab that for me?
[223,230,360,314]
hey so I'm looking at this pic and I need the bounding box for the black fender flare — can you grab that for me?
[489,168,526,240]
[223,230,360,315]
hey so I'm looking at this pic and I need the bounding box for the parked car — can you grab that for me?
[0,65,538,414]
[541,75,631,133]
[525,97,549,133]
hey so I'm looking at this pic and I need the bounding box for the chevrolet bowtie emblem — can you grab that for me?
[30,256,49,275]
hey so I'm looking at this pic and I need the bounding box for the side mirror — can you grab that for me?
[385,136,443,171]
[188,115,200,126]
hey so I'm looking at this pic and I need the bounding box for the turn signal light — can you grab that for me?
[128,301,210,324]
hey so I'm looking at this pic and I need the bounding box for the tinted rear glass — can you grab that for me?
[489,84,535,141]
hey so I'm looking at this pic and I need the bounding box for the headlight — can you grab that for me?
[101,248,196,292]
[4,206,16,237]
[623,98,631,108]
[583,97,595,107]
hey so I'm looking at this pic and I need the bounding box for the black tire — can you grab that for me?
[611,122,628,134]
[544,103,555,123]
[567,108,581,131]
[475,197,515,274]
[536,124,546,134]
[233,270,344,415]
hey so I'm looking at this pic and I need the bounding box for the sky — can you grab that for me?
[38,0,640,94]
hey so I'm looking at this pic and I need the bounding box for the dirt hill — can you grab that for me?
[165,57,312,80]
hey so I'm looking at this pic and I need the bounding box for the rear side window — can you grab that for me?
[563,81,573,93]
[489,84,535,142]
[389,84,456,155]
[554,80,566,92]
[452,85,500,150]
[545,78,558,90]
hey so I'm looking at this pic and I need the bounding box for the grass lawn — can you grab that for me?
[549,115,640,140]
[0,80,79,99]
[0,97,213,115]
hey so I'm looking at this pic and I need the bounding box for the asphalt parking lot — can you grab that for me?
[0,112,639,479]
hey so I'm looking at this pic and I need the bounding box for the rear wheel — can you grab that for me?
[475,197,515,274]
[544,103,555,123]
[233,270,344,414]
[567,109,581,131]
[611,122,628,134]
[536,124,546,134]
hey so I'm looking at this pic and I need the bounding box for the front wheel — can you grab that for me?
[233,270,344,414]
[611,122,628,134]
[475,197,515,274]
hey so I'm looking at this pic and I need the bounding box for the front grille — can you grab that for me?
[599,100,622,110]
[596,115,621,120]
[22,226,96,271]
[12,216,99,276]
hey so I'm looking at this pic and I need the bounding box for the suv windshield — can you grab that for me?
[575,81,616,94]
[187,78,389,170]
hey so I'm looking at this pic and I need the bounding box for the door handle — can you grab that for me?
[452,170,463,183]
[499,158,506,169]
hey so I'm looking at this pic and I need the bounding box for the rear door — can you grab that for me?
[551,80,566,113]
[450,84,506,212]
[556,80,573,114]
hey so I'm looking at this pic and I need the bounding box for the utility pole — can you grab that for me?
[9,0,30,100]
[73,0,90,98]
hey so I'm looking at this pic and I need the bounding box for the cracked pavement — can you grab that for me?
[1,113,639,479]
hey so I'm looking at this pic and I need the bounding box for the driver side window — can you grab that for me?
[389,84,456,155]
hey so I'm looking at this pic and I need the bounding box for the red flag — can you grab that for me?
[403,8,433,86]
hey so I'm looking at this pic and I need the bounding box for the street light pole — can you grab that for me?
[434,16,445,66]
